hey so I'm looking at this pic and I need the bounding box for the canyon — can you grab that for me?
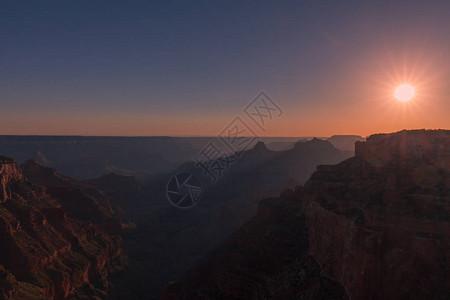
[162,130,450,300]
[1,130,448,299]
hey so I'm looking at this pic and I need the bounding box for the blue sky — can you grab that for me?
[1,0,449,135]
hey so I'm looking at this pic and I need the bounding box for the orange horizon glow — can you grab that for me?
[0,109,448,138]
[1,49,448,138]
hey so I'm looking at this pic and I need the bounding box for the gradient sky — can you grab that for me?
[1,0,449,136]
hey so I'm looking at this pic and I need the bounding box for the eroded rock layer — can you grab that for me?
[305,130,450,299]
[161,130,449,300]
[0,157,126,299]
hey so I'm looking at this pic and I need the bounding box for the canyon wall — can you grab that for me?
[306,130,450,299]
[0,157,126,299]
[161,130,449,300]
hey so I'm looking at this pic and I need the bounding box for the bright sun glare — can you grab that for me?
[394,84,415,102]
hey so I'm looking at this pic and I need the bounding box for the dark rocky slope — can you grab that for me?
[162,130,449,300]
[0,156,126,299]
[305,130,450,299]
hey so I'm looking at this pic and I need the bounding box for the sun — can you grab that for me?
[394,84,415,102]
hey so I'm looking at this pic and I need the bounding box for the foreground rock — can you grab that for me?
[306,129,450,299]
[0,157,126,299]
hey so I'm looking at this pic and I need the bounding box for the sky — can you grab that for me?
[1,0,450,137]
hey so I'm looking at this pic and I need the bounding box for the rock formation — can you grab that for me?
[0,157,126,299]
[161,130,450,300]
[306,130,449,299]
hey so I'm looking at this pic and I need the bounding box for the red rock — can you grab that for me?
[0,158,127,299]
[306,130,450,299]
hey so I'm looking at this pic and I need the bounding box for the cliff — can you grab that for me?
[0,156,24,203]
[0,157,127,299]
[161,130,450,300]
[306,129,449,299]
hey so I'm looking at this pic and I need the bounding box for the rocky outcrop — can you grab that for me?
[161,130,449,300]
[0,265,18,299]
[0,157,126,299]
[1,156,24,203]
[20,159,78,187]
[305,129,450,299]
